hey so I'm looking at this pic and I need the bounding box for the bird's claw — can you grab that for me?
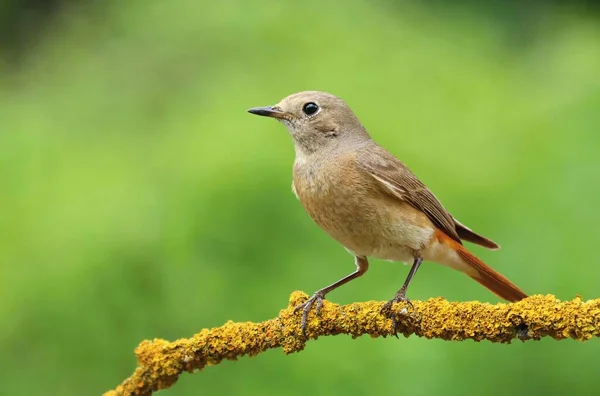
[381,292,413,338]
[294,291,326,337]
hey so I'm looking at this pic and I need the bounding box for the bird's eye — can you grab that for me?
[302,102,320,116]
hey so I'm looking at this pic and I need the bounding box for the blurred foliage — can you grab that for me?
[1,0,599,395]
[2,0,600,57]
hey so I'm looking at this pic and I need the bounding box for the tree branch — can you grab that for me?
[103,291,600,396]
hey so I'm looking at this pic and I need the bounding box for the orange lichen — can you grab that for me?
[103,291,600,396]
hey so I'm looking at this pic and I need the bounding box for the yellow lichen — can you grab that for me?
[103,291,600,396]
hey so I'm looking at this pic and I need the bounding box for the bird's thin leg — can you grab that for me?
[295,256,369,336]
[382,257,423,337]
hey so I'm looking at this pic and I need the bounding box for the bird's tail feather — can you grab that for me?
[435,229,527,302]
[455,245,527,302]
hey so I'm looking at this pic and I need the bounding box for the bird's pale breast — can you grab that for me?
[292,152,434,261]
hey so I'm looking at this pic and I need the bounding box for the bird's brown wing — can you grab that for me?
[453,217,500,249]
[356,144,463,244]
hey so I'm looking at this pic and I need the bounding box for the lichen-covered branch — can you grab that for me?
[103,291,600,396]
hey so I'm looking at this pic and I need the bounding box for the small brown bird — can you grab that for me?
[248,91,527,335]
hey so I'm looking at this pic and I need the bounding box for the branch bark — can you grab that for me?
[103,291,600,396]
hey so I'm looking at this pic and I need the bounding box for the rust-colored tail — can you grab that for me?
[435,229,527,302]
[455,245,527,302]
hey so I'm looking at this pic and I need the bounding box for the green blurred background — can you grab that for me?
[1,0,600,395]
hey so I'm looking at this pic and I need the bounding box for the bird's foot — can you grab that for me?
[294,290,326,337]
[381,291,413,338]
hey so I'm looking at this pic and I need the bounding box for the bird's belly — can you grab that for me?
[370,246,415,264]
[299,189,435,261]
[366,217,435,263]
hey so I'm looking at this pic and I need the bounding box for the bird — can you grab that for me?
[247,91,527,336]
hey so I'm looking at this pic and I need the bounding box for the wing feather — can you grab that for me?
[357,145,462,244]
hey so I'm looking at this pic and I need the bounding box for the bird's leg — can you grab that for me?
[382,257,423,337]
[295,256,369,336]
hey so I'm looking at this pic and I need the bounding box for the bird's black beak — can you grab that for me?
[247,106,286,119]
